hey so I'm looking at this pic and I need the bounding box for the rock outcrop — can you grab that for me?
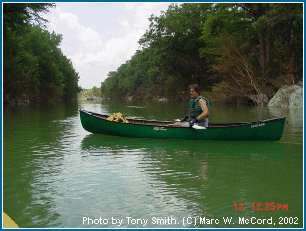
[288,87,303,108]
[268,85,303,108]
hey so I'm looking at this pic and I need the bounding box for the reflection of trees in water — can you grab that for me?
[81,135,286,227]
[144,143,285,221]
[4,103,78,227]
[198,161,208,181]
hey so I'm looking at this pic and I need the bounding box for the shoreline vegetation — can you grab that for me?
[79,83,303,110]
[100,3,302,106]
[3,3,80,105]
[4,3,303,107]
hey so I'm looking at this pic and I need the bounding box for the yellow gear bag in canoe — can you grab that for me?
[106,112,129,123]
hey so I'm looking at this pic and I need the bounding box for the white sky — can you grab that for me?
[45,2,172,89]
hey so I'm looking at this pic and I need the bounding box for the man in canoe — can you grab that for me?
[169,84,209,127]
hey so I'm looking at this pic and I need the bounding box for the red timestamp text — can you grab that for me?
[233,202,289,212]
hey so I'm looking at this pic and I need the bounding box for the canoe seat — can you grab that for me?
[106,112,129,123]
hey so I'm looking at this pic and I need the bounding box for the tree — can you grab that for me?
[201,3,303,103]
[3,3,80,104]
[101,3,303,104]
[3,3,55,28]
[140,4,214,92]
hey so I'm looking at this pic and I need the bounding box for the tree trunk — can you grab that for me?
[257,4,271,80]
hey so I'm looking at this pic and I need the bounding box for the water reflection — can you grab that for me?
[3,103,78,227]
[198,161,208,181]
[4,101,302,228]
[80,135,293,228]
[268,107,303,144]
[81,134,284,159]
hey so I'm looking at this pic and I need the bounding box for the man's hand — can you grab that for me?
[180,115,189,122]
[189,118,198,127]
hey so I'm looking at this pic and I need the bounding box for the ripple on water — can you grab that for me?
[4,105,303,228]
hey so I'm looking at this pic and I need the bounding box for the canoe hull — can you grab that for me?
[79,110,285,141]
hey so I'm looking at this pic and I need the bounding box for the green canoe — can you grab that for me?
[79,109,285,141]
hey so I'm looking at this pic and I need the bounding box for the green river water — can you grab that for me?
[3,101,303,228]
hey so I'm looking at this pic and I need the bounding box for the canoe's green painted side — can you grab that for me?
[79,110,285,141]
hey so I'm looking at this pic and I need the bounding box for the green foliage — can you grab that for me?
[203,81,240,104]
[207,3,303,101]
[102,3,302,104]
[3,3,79,104]
[79,87,101,99]
[101,48,164,100]
[3,3,55,28]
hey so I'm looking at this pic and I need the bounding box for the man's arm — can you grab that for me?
[197,99,209,121]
